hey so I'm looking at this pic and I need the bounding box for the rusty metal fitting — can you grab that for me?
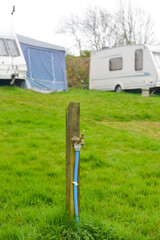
[71,135,81,145]
[80,130,85,148]
[71,130,85,148]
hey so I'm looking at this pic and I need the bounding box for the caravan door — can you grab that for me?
[124,49,145,89]
[133,48,153,89]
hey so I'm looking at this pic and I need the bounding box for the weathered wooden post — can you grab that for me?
[66,102,80,218]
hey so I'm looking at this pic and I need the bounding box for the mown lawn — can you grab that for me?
[0,87,160,240]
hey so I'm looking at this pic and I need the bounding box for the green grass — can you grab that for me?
[0,86,160,239]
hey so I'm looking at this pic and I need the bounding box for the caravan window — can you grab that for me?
[6,39,20,57]
[109,57,123,71]
[0,38,9,56]
[135,49,143,71]
[153,52,160,68]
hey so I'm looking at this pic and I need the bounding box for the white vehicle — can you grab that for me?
[0,35,27,85]
[89,44,160,92]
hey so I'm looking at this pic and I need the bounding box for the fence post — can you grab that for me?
[66,102,80,218]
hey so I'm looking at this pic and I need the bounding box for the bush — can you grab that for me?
[66,55,90,89]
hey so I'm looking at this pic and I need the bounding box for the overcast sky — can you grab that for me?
[0,0,160,53]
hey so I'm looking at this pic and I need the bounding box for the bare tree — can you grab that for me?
[57,6,113,54]
[112,1,155,46]
[56,3,155,54]
[82,7,112,51]
[134,8,155,44]
[57,14,83,53]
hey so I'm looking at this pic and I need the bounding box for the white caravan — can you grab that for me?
[0,35,27,85]
[89,44,160,92]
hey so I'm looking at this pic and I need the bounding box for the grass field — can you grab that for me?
[0,87,160,240]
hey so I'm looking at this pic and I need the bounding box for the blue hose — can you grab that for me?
[73,150,79,222]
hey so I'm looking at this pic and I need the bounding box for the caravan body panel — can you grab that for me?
[89,44,160,91]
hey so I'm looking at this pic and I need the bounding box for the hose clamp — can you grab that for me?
[73,181,78,186]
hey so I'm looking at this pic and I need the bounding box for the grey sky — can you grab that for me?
[0,0,160,52]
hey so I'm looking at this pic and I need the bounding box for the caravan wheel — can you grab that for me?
[115,85,122,93]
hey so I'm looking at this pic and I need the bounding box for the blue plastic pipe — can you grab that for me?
[73,150,80,222]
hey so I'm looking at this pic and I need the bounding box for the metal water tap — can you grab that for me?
[71,130,85,148]
[71,135,80,145]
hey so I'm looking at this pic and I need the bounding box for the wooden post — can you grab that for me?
[66,102,80,218]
